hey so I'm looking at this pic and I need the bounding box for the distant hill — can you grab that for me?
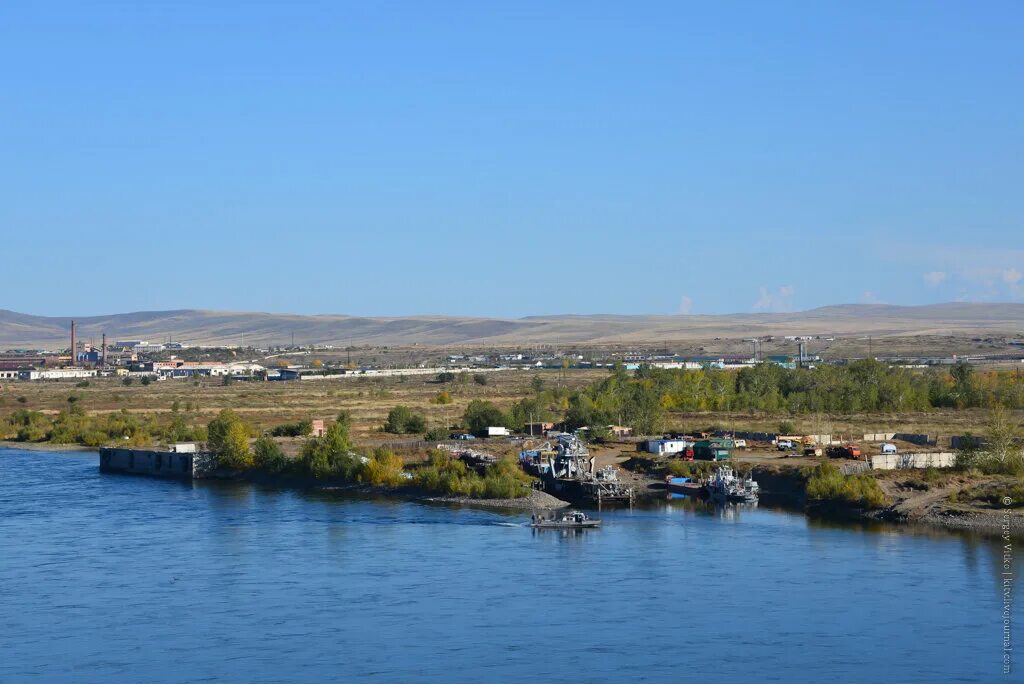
[2,303,1024,349]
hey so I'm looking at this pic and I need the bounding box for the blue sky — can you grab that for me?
[1,2,1021,318]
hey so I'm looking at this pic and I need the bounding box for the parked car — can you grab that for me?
[733,439,747,450]
[777,439,794,450]
[880,443,898,454]
[451,433,476,441]
[803,446,823,457]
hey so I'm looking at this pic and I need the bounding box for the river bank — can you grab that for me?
[8,444,1022,534]
[746,463,1024,536]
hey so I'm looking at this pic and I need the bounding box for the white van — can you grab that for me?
[880,443,898,455]
[733,439,747,450]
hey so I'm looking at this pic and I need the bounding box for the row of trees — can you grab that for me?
[206,410,530,497]
[557,361,1024,435]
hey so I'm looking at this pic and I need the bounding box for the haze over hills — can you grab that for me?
[2,303,1024,349]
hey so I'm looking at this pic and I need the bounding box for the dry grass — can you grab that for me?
[0,369,606,443]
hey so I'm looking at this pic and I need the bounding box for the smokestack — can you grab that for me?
[101,333,107,367]
[70,320,76,367]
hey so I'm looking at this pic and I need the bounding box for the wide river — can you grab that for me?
[0,448,1017,683]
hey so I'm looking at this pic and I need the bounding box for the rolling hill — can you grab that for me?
[2,303,1024,349]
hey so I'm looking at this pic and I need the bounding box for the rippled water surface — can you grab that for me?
[0,449,1016,683]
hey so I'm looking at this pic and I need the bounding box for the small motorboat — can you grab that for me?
[530,510,601,529]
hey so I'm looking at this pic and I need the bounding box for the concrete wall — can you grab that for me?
[862,433,896,442]
[99,447,216,479]
[869,452,956,470]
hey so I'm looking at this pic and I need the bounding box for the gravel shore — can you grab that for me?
[422,488,571,510]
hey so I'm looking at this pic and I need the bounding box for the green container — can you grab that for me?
[693,438,733,461]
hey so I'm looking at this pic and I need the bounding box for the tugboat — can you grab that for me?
[706,466,760,503]
[530,510,602,529]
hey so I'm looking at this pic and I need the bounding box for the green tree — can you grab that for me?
[300,420,356,479]
[253,435,288,473]
[383,405,426,434]
[463,400,507,436]
[207,409,253,469]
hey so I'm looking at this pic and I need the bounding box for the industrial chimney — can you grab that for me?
[70,320,77,367]
[101,333,107,367]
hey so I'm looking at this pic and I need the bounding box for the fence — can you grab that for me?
[870,452,956,470]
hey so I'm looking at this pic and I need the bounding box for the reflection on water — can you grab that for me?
[0,448,1017,684]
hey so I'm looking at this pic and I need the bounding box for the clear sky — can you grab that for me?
[1,1,1021,318]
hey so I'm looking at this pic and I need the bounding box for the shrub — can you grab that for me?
[473,374,488,386]
[425,426,449,442]
[412,451,530,499]
[253,435,289,473]
[359,447,406,487]
[76,381,90,388]
[805,462,887,509]
[383,405,426,434]
[270,419,313,437]
[122,378,133,386]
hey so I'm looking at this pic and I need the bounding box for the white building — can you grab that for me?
[643,439,690,455]
[20,368,98,381]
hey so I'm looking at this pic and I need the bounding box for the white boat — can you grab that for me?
[530,510,601,529]
[706,466,759,503]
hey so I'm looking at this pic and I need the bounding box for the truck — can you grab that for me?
[827,444,863,459]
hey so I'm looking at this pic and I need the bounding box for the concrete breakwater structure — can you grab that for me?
[99,445,216,480]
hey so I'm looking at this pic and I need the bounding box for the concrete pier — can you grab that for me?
[99,446,216,480]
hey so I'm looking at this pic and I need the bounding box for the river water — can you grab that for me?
[0,448,1016,683]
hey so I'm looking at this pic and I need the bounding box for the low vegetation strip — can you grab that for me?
[804,462,888,509]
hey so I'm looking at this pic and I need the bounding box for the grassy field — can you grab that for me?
[0,369,605,443]
[3,366,1020,448]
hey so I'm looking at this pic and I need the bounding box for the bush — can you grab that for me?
[778,420,796,434]
[960,481,1024,509]
[412,451,530,499]
[359,447,406,487]
[270,419,313,437]
[75,381,90,388]
[122,378,133,386]
[425,426,449,441]
[383,405,426,434]
[666,460,715,478]
[253,435,289,473]
[805,462,887,509]
[473,374,488,386]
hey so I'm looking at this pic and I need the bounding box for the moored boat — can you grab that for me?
[706,466,760,503]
